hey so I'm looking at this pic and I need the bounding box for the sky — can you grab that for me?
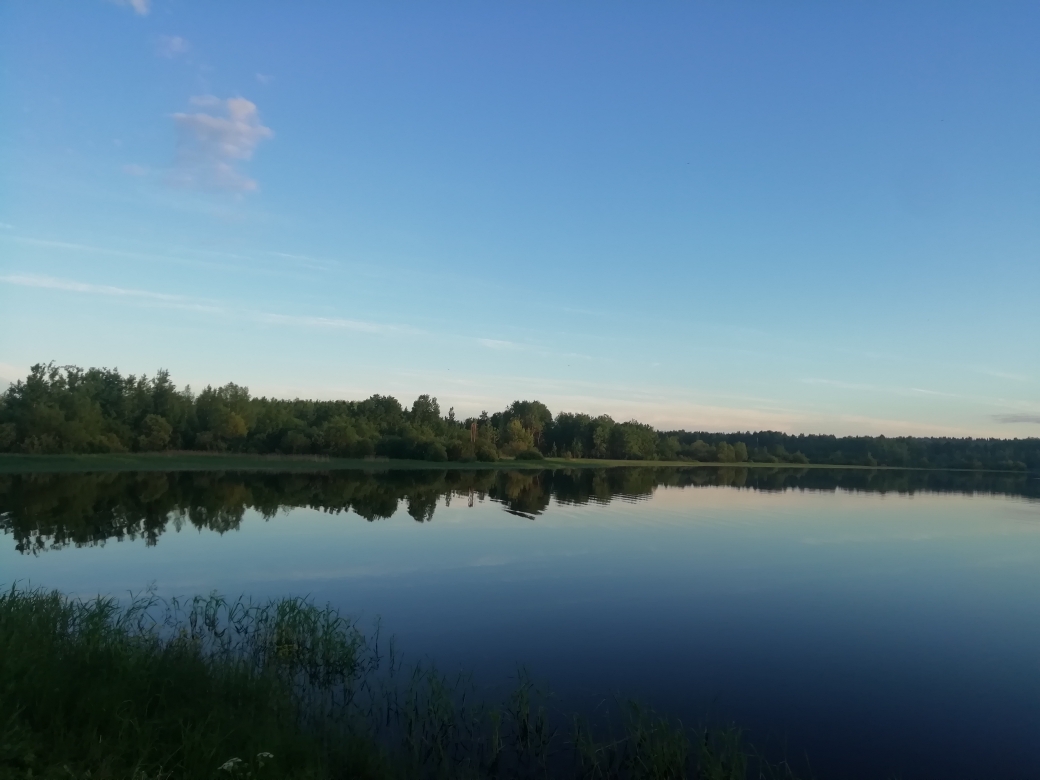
[1,1,1038,437]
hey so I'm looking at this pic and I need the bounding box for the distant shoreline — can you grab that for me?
[5,365,1037,472]
[0,452,1032,475]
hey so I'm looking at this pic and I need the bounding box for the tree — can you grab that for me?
[0,423,15,451]
[138,415,173,451]
[503,419,535,455]
[323,416,359,456]
[498,400,553,451]
[591,417,614,459]
[657,435,681,461]
[3,363,1039,470]
[410,395,441,426]
[688,440,714,461]
[281,430,311,454]
[610,422,658,460]
[716,442,736,463]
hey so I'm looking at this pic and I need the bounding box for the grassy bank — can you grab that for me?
[0,586,802,780]
[0,451,931,475]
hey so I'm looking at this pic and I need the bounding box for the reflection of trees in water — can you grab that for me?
[1,467,1036,554]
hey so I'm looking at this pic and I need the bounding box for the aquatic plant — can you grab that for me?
[0,585,808,779]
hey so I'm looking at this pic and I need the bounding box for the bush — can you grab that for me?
[474,440,498,462]
[0,423,17,452]
[421,441,448,462]
[138,414,173,451]
[445,440,473,462]
[514,448,545,461]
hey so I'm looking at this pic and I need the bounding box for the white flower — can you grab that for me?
[219,757,243,772]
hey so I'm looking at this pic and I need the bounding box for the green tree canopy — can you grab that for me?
[0,364,1036,471]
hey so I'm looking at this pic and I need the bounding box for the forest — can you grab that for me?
[0,363,1036,471]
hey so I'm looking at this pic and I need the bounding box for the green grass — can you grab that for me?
[0,451,898,475]
[0,586,387,779]
[0,585,807,780]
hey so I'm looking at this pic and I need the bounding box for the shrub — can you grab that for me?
[474,440,498,462]
[514,449,545,461]
[138,414,173,451]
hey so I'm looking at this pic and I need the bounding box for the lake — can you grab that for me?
[2,466,1038,779]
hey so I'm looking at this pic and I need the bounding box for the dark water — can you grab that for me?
[2,466,1039,779]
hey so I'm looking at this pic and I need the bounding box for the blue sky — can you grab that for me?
[1,1,1038,436]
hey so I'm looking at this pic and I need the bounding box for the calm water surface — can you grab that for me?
[2,467,1039,779]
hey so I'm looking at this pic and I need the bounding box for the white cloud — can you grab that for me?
[170,96,273,192]
[108,0,150,16]
[123,164,148,176]
[256,73,272,85]
[157,35,190,58]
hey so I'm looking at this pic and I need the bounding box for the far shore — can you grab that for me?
[0,452,1030,475]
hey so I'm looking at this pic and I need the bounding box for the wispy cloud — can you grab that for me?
[802,378,874,391]
[170,96,273,192]
[0,273,418,337]
[256,73,273,85]
[256,313,420,336]
[971,366,1032,383]
[477,338,523,350]
[157,35,190,58]
[4,235,347,281]
[802,377,955,398]
[269,251,337,272]
[0,274,229,317]
[474,337,591,363]
[0,274,187,302]
[908,387,951,396]
[8,237,194,267]
[2,263,588,361]
[108,0,150,16]
[122,164,149,176]
[992,414,1040,424]
[800,377,1040,418]
[0,222,13,230]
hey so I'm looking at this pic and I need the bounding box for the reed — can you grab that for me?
[0,586,807,779]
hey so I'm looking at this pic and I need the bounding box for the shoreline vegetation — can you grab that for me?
[1,363,1037,473]
[0,584,805,780]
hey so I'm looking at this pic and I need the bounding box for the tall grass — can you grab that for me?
[0,586,806,779]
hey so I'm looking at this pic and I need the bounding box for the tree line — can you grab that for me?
[0,363,1036,471]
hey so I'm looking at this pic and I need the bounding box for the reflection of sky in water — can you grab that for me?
[3,484,1040,779]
